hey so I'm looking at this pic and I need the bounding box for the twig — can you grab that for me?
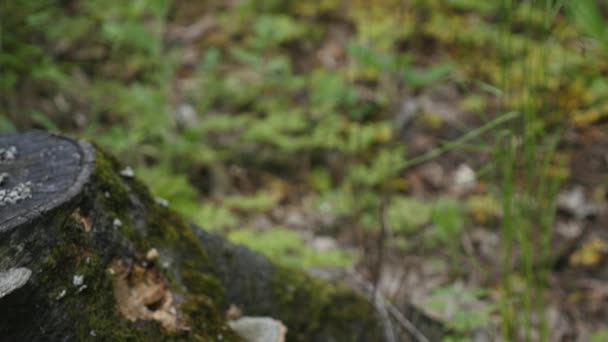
[386,303,431,342]
[376,289,399,342]
[166,15,216,44]
[348,269,430,342]
[400,111,519,170]
[373,196,389,298]
[351,267,397,342]
[374,196,397,342]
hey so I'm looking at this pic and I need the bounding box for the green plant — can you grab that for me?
[386,196,432,234]
[229,227,355,268]
[425,286,497,335]
[495,1,568,339]
[223,191,280,212]
[430,198,465,249]
[567,0,608,53]
[0,117,16,133]
[591,329,608,342]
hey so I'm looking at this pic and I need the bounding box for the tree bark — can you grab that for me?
[0,131,439,341]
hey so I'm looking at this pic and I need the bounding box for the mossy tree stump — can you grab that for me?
[0,131,391,341]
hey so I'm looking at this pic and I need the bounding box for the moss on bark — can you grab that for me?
[83,148,240,341]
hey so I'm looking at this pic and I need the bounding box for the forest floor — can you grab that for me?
[3,0,608,340]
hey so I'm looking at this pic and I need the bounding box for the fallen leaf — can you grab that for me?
[570,238,606,267]
[71,208,93,232]
[108,259,184,332]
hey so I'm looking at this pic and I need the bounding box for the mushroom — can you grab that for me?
[0,267,32,299]
[228,317,287,342]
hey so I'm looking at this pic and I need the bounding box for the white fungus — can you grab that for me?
[0,182,33,207]
[452,164,477,193]
[0,267,32,299]
[56,289,67,300]
[0,146,17,162]
[113,218,123,229]
[155,197,169,208]
[119,167,135,178]
[228,316,287,342]
[73,274,84,287]
[146,248,160,262]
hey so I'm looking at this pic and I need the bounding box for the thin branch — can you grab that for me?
[401,111,519,170]
[348,269,430,342]
[371,196,397,342]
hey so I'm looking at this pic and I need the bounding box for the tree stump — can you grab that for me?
[0,132,94,233]
[0,131,449,341]
[0,131,393,341]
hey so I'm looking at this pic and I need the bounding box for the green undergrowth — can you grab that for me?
[229,227,355,268]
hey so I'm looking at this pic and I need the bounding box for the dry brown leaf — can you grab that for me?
[108,259,184,332]
[569,238,606,267]
[71,208,93,232]
[226,304,242,321]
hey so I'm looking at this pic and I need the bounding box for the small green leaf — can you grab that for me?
[229,227,355,268]
[403,63,454,89]
[387,197,433,233]
[0,116,16,133]
[431,198,465,244]
[29,111,59,132]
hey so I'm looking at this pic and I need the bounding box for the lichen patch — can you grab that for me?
[73,274,84,286]
[0,182,33,207]
[0,146,17,162]
[108,259,185,332]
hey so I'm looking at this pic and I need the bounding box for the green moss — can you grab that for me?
[181,271,226,308]
[93,146,209,269]
[87,148,239,341]
[38,212,153,341]
[181,296,242,342]
[93,149,131,215]
[92,148,139,242]
[144,208,184,247]
[272,266,380,341]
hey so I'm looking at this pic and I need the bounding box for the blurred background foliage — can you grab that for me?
[2,0,608,339]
